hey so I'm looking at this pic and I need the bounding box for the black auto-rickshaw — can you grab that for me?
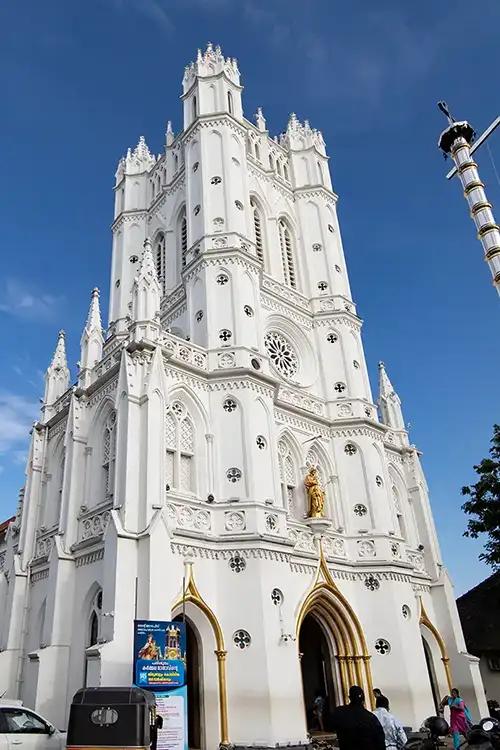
[67,687,162,750]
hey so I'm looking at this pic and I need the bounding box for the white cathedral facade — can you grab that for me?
[0,44,488,747]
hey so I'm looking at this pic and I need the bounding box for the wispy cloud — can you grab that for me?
[106,0,174,34]
[0,278,64,322]
[0,393,38,455]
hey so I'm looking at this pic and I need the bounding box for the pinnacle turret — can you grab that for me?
[255,107,266,132]
[131,238,162,328]
[182,42,240,92]
[378,361,405,431]
[79,288,104,387]
[166,120,174,147]
[43,330,70,408]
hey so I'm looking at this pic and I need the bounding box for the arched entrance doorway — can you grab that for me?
[174,616,202,749]
[296,543,374,719]
[299,613,338,733]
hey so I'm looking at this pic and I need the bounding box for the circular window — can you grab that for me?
[229,555,246,573]
[271,588,283,605]
[223,398,237,413]
[129,255,139,264]
[115,279,120,288]
[193,161,199,172]
[264,331,298,380]
[243,305,254,317]
[328,224,334,233]
[194,204,201,216]
[195,310,203,322]
[216,274,229,285]
[353,360,360,369]
[364,575,380,591]
[256,435,267,450]
[226,467,242,483]
[233,629,251,649]
[375,638,391,655]
[344,443,357,455]
[251,358,261,370]
[235,200,244,210]
[326,332,338,344]
[402,605,411,620]
[354,504,367,517]
[317,281,328,292]
[211,176,222,185]
[375,475,383,487]
[335,264,342,273]
[312,243,322,252]
[219,329,232,343]
[91,708,119,726]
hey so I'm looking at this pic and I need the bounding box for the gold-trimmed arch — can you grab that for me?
[172,561,230,748]
[419,598,453,691]
[296,540,374,707]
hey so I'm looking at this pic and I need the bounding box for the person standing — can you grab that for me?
[330,685,386,750]
[373,695,407,749]
[440,688,472,750]
[312,691,326,732]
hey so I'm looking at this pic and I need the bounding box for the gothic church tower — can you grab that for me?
[0,44,487,746]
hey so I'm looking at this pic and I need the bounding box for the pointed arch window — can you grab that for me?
[56,449,65,523]
[250,197,265,267]
[155,233,166,293]
[255,142,260,161]
[393,485,406,540]
[192,95,198,120]
[102,411,117,502]
[179,207,188,269]
[165,401,195,493]
[278,218,297,289]
[88,589,102,647]
[227,91,233,114]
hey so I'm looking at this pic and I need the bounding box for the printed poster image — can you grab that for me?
[133,620,186,691]
[155,687,188,750]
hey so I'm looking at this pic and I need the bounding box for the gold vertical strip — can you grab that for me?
[215,650,230,747]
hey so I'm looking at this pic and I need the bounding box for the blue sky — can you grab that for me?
[1,0,499,595]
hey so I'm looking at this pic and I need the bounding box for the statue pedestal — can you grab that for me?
[304,517,332,535]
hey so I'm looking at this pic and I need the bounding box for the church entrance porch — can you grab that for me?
[299,613,339,733]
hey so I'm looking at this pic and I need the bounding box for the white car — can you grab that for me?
[0,703,65,750]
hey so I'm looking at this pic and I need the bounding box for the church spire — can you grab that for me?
[79,288,104,387]
[43,330,70,408]
[378,361,405,431]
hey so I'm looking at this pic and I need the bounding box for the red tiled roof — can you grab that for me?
[0,517,15,534]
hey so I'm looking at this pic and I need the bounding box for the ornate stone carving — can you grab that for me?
[80,509,111,542]
[225,511,246,531]
[357,539,376,558]
[217,352,236,369]
[265,513,279,533]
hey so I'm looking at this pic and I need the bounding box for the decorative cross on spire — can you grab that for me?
[437,101,455,126]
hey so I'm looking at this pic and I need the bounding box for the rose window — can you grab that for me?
[264,331,298,380]
[326,332,338,344]
[354,504,367,517]
[344,443,357,455]
[223,398,237,413]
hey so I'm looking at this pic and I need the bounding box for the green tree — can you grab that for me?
[461,424,500,569]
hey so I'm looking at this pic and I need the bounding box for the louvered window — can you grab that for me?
[278,218,297,288]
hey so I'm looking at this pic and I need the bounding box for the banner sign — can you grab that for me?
[133,620,186,691]
[155,687,188,750]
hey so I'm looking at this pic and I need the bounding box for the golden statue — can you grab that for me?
[304,467,325,518]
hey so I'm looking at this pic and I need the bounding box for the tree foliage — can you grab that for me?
[461,424,500,569]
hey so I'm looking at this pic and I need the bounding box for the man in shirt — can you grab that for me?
[330,685,386,750]
[373,695,408,749]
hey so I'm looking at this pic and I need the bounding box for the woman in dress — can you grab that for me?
[440,688,471,750]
